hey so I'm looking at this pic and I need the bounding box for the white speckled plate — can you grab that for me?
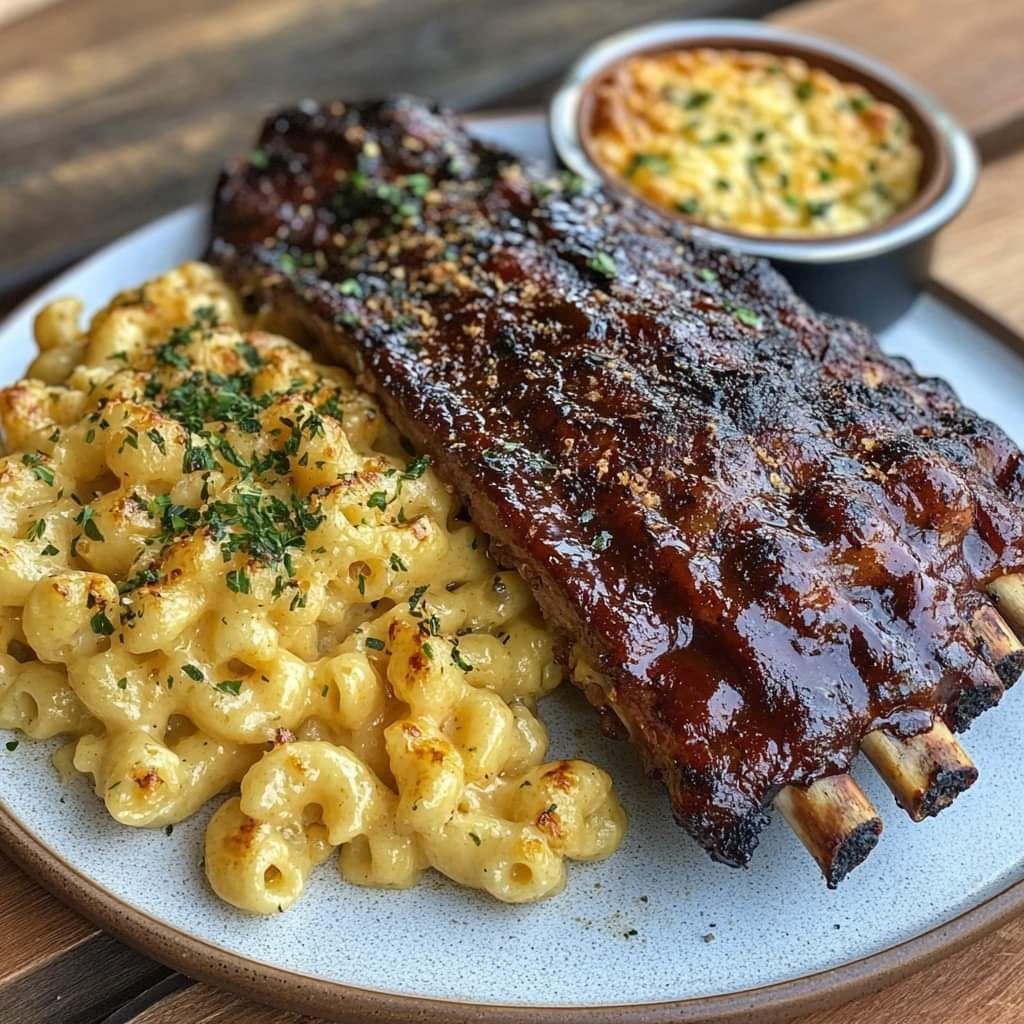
[2,113,1024,1024]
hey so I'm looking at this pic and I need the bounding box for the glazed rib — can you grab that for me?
[209,97,1024,877]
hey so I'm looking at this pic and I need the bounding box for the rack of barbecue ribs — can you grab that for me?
[209,97,1024,886]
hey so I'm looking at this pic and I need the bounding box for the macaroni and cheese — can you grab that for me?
[0,262,625,912]
[587,48,923,236]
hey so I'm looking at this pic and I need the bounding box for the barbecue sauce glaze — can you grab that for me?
[210,98,1024,865]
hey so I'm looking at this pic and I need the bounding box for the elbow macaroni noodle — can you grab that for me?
[0,263,625,912]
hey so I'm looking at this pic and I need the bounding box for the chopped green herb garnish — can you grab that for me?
[401,455,430,479]
[468,832,481,846]
[626,153,672,177]
[702,131,733,146]
[336,278,363,297]
[480,440,556,474]
[146,428,167,455]
[408,585,428,616]
[22,453,54,486]
[365,637,385,651]
[90,611,115,636]
[182,664,205,682]
[588,251,618,279]
[75,505,104,542]
[215,680,243,696]
[592,530,613,552]
[226,568,251,594]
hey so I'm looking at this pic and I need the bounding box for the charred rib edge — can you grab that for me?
[974,599,1024,688]
[861,722,976,821]
[773,775,882,888]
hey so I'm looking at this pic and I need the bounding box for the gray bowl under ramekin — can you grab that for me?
[549,19,978,331]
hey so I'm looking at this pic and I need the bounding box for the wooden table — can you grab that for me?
[2,1,1024,1021]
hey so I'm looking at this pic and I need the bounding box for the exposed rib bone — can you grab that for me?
[861,721,976,821]
[774,775,882,888]
[973,603,1024,687]
[988,575,1024,638]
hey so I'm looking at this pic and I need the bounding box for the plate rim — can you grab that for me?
[3,801,1024,1023]
[2,109,1024,1023]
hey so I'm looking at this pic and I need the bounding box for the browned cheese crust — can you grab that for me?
[208,97,1024,867]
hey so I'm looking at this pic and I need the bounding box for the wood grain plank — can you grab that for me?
[108,916,1024,1024]
[0,933,168,1024]
[0,851,170,1024]
[0,850,94,982]
[117,984,311,1024]
[771,0,1024,157]
[0,0,58,29]
[0,0,780,292]
[795,916,1024,1024]
[932,148,1024,337]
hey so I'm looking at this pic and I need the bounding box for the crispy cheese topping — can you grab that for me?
[586,48,923,237]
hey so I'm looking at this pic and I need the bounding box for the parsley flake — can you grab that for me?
[226,568,251,594]
[734,307,763,329]
[22,453,54,486]
[408,585,428,616]
[588,251,618,278]
[75,505,105,542]
[90,611,115,636]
